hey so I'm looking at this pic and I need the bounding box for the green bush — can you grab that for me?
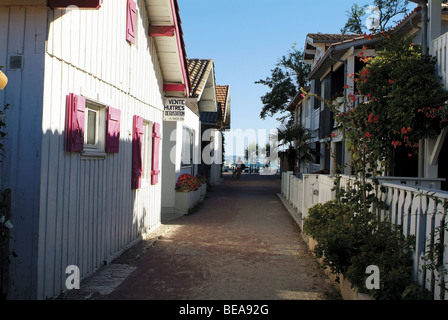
[303,201,432,300]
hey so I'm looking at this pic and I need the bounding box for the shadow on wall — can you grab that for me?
[3,127,160,300]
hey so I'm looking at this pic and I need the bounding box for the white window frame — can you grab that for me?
[83,99,106,157]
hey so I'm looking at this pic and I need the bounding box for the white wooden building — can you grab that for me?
[0,0,190,300]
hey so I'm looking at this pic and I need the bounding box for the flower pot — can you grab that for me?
[199,184,207,200]
[175,189,200,214]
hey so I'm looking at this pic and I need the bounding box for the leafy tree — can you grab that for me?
[276,123,315,171]
[256,45,310,125]
[340,4,366,35]
[341,0,409,34]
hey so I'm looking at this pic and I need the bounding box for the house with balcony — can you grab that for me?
[290,3,448,190]
[0,0,191,300]
[281,1,448,300]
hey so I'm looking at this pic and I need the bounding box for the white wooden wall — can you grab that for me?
[0,5,47,300]
[1,1,165,299]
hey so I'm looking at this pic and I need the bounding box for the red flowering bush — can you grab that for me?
[328,32,448,176]
[196,174,207,185]
[353,33,448,165]
[175,174,201,192]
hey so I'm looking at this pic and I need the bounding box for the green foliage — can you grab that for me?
[256,45,310,124]
[0,104,8,161]
[355,34,448,164]
[300,22,444,302]
[340,4,366,34]
[275,123,316,171]
[303,203,432,300]
[341,0,409,34]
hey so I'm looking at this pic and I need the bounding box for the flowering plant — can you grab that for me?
[196,174,207,185]
[175,174,201,192]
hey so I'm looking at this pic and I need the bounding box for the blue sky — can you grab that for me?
[177,0,416,155]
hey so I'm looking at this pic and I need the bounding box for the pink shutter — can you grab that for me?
[126,0,137,44]
[132,115,144,189]
[151,122,161,185]
[65,93,85,152]
[106,107,121,153]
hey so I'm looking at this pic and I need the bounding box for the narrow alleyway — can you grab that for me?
[63,172,339,301]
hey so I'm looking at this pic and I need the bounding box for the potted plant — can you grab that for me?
[175,174,201,214]
[196,174,208,200]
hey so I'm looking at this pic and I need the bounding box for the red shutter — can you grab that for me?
[65,93,85,152]
[106,107,121,153]
[151,122,161,185]
[132,115,144,189]
[126,0,137,44]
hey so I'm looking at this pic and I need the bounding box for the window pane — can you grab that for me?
[87,110,97,145]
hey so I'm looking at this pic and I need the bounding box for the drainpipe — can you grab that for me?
[409,0,428,55]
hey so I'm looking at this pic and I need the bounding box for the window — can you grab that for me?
[142,121,153,182]
[132,118,161,189]
[84,100,106,152]
[66,93,121,155]
[181,126,194,167]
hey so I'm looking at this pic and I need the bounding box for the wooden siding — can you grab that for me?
[1,1,165,299]
[0,6,47,300]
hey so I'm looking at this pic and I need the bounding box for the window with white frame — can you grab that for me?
[181,126,194,167]
[142,121,153,182]
[84,100,106,152]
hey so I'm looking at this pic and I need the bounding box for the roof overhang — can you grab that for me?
[308,36,381,80]
[146,0,191,98]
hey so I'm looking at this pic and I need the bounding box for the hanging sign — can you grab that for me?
[164,98,185,121]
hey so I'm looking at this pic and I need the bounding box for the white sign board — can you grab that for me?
[164,98,185,121]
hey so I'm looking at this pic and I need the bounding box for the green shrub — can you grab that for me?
[303,201,432,300]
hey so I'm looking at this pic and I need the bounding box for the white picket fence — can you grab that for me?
[281,172,448,300]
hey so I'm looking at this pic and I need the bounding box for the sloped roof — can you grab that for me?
[187,59,214,98]
[307,4,448,80]
[216,85,230,127]
[307,33,361,43]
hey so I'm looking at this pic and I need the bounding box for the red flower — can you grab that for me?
[391,141,402,148]
[368,113,374,123]
[330,132,335,138]
[364,132,372,138]
[388,79,394,85]
[350,94,357,102]
[373,115,379,124]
